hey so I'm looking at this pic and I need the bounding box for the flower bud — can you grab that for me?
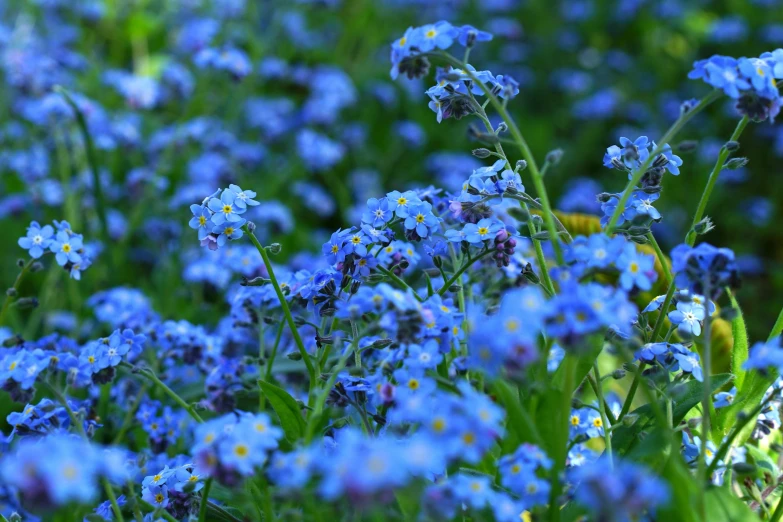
[687,417,701,429]
[611,369,626,380]
[246,221,256,233]
[732,462,756,476]
[495,122,508,134]
[287,352,303,361]
[515,159,528,172]
[545,148,564,166]
[14,297,38,310]
[16,259,25,268]
[723,140,740,152]
[433,255,443,268]
[6,288,17,297]
[371,338,394,349]
[266,243,282,255]
[725,157,749,170]
[521,263,540,284]
[677,140,698,153]
[692,216,715,236]
[448,284,462,293]
[472,148,492,158]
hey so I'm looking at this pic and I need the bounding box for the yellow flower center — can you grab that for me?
[630,262,639,273]
[62,243,72,253]
[426,29,436,38]
[222,204,232,214]
[416,214,425,223]
[224,227,234,236]
[199,216,207,226]
[234,444,249,457]
[478,227,489,235]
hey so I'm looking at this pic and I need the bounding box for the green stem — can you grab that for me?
[650,283,677,342]
[437,249,495,296]
[468,102,557,295]
[139,500,178,522]
[768,305,783,342]
[198,478,213,522]
[591,363,613,467]
[123,363,203,423]
[646,232,672,284]
[605,89,722,234]
[54,86,111,249]
[437,52,565,265]
[102,478,126,522]
[698,287,713,494]
[685,116,750,246]
[376,266,424,302]
[112,384,147,444]
[0,259,34,327]
[244,228,316,400]
[260,320,286,411]
[770,491,783,522]
[618,362,646,421]
[207,500,244,522]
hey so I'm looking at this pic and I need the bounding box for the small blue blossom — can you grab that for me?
[18,221,54,258]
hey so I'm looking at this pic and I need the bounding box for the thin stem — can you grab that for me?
[685,116,750,246]
[605,89,722,234]
[646,232,672,284]
[207,500,244,522]
[351,320,362,369]
[123,363,203,423]
[0,258,34,327]
[437,52,565,265]
[244,228,316,399]
[103,478,126,522]
[54,86,111,250]
[376,266,424,302]
[768,305,783,342]
[650,283,677,342]
[618,362,646,421]
[198,478,213,522]
[139,500,178,522]
[699,287,713,494]
[260,321,286,411]
[468,102,557,295]
[591,363,613,467]
[437,249,495,296]
[112,384,147,444]
[770,489,783,522]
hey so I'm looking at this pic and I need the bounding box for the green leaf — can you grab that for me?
[705,487,762,522]
[613,373,733,454]
[492,380,542,447]
[769,307,783,342]
[258,380,306,442]
[728,290,749,391]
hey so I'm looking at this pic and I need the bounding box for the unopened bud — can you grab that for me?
[732,462,756,476]
[30,262,44,273]
[521,263,540,284]
[332,417,349,429]
[723,140,740,152]
[495,122,508,134]
[693,216,715,236]
[448,284,462,293]
[433,255,443,268]
[472,148,491,158]
[16,259,25,268]
[6,288,17,297]
[725,157,749,170]
[371,338,393,349]
[515,160,528,172]
[246,221,256,233]
[286,352,303,361]
[545,148,564,166]
[14,297,38,310]
[241,276,270,287]
[687,417,701,429]
[596,192,614,203]
[266,243,282,255]
[677,140,698,153]
[611,369,626,380]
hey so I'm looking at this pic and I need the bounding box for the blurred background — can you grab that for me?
[0,0,781,341]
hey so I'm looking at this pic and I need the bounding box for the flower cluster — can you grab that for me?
[689,51,783,122]
[671,243,740,299]
[18,220,93,280]
[189,185,259,250]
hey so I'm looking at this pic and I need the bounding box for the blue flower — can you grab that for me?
[671,243,739,299]
[18,221,54,258]
[49,230,83,266]
[417,21,458,52]
[386,190,422,218]
[228,184,260,208]
[322,229,352,265]
[208,189,246,225]
[463,218,503,244]
[457,25,493,47]
[714,386,737,408]
[616,244,656,291]
[403,202,439,239]
[189,204,212,240]
[361,197,393,228]
[142,484,169,508]
[213,219,246,246]
[668,300,706,337]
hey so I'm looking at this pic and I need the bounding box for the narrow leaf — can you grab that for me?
[727,290,749,391]
[258,380,306,442]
